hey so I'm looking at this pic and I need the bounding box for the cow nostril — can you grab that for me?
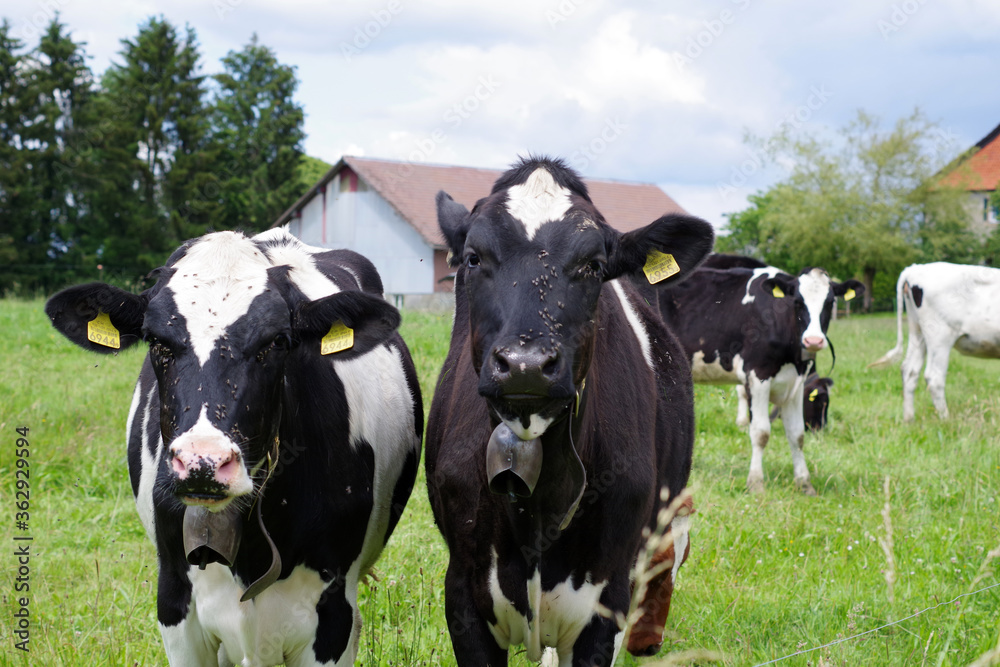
[171,455,187,477]
[542,354,559,377]
[493,350,510,374]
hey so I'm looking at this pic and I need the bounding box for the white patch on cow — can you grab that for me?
[487,549,608,664]
[797,268,832,347]
[169,405,253,504]
[610,279,653,369]
[259,235,342,301]
[505,167,573,240]
[332,343,419,574]
[502,414,554,441]
[741,267,781,304]
[160,563,350,666]
[169,231,272,367]
[135,384,161,541]
[689,351,745,384]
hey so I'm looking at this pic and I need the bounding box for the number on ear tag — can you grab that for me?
[642,250,680,284]
[809,388,819,402]
[87,312,121,349]
[772,285,785,298]
[844,288,856,301]
[321,321,354,355]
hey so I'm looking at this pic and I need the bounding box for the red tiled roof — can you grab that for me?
[939,122,1000,192]
[274,156,689,248]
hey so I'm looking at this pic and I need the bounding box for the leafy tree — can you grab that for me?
[297,154,332,194]
[211,34,304,232]
[0,20,30,290]
[726,109,970,310]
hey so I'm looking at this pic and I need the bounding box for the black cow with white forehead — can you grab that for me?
[426,156,714,664]
[46,229,422,666]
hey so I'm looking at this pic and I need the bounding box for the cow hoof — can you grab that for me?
[796,479,817,496]
[747,478,765,494]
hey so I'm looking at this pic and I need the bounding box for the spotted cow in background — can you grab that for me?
[45,229,422,666]
[659,264,863,494]
[869,261,1000,421]
[426,156,714,664]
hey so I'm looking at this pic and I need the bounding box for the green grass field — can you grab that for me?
[1,297,998,666]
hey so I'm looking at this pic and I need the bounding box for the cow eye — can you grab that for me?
[465,252,481,268]
[257,334,290,363]
[580,258,605,278]
[149,340,173,362]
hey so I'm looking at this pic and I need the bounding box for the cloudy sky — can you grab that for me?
[4,0,999,228]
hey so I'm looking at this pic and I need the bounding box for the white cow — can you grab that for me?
[870,262,1000,421]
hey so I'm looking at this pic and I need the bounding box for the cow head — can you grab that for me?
[46,231,399,511]
[803,375,833,431]
[438,156,713,440]
[761,268,864,354]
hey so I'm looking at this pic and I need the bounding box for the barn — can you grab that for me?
[272,156,690,298]
[938,121,1000,233]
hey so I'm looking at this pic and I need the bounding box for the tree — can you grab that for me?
[93,17,212,275]
[0,18,96,293]
[210,34,304,232]
[724,109,971,310]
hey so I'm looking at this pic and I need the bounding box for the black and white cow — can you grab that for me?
[659,264,863,494]
[869,261,1000,421]
[45,229,422,666]
[425,156,714,664]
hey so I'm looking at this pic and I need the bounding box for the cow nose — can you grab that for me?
[169,438,242,486]
[802,336,826,352]
[489,344,561,394]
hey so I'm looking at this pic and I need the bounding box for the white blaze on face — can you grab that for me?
[505,168,573,240]
[168,231,273,367]
[797,269,832,349]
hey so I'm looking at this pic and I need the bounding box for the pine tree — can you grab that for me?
[211,34,304,233]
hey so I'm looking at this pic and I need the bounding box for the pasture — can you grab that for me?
[0,297,997,666]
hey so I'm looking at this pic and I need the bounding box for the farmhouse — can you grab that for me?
[938,120,1000,233]
[272,156,689,296]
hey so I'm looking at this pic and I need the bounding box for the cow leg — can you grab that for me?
[444,563,507,666]
[779,382,815,495]
[923,344,952,419]
[627,503,693,656]
[565,583,629,667]
[900,333,925,422]
[157,569,219,667]
[734,385,750,428]
[746,377,772,493]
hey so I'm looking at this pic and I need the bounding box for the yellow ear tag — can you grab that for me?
[844,288,856,301]
[321,321,354,355]
[772,285,785,298]
[642,250,680,284]
[87,312,121,349]
[809,388,819,402]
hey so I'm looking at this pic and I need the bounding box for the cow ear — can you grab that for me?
[822,378,834,388]
[605,213,714,285]
[293,291,401,360]
[832,279,865,301]
[760,274,797,299]
[45,282,147,354]
[437,191,471,267]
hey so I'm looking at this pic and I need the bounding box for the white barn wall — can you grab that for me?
[292,175,435,294]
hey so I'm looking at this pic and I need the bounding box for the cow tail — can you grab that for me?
[867,269,907,368]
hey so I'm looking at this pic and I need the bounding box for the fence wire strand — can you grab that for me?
[752,581,1000,666]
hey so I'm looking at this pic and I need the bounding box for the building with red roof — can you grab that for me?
[273,156,689,295]
[938,122,1000,230]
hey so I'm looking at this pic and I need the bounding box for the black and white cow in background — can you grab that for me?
[869,261,1000,421]
[699,255,836,432]
[659,260,863,494]
[45,229,422,666]
[426,156,714,664]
